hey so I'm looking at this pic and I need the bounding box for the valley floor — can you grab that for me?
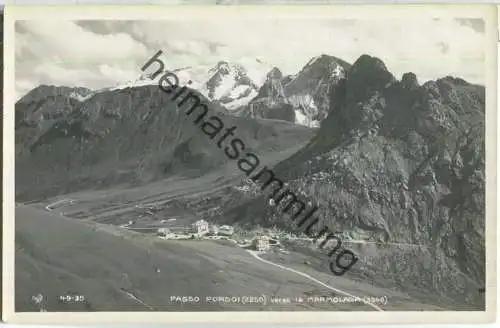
[17,204,386,312]
[13,170,450,312]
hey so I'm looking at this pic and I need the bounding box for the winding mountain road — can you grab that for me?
[16,203,386,312]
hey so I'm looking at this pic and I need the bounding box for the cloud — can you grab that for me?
[15,20,150,98]
[16,20,149,65]
[157,18,486,84]
[15,17,487,99]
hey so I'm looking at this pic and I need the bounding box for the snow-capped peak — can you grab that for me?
[198,59,272,110]
[201,61,252,100]
[96,58,271,111]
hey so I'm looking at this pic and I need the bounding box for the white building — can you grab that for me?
[193,220,209,235]
[157,227,170,237]
[253,237,270,251]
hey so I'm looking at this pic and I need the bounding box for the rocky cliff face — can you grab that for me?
[241,54,351,127]
[254,67,286,101]
[226,54,485,309]
[239,67,296,123]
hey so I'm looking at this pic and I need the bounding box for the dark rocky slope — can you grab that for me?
[239,67,296,123]
[223,54,485,309]
[240,55,351,126]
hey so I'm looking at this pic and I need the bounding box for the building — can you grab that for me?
[209,225,219,235]
[193,220,209,235]
[157,227,170,237]
[169,225,191,235]
[218,225,234,236]
[253,237,270,251]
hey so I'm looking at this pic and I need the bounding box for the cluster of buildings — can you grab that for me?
[156,220,234,238]
[155,219,275,253]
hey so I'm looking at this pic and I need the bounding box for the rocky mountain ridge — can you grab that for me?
[104,59,271,112]
[42,54,353,128]
[15,53,486,310]
[240,54,351,127]
[222,54,485,309]
[15,83,314,201]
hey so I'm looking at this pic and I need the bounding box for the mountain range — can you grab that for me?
[46,54,353,128]
[105,58,272,114]
[15,52,486,310]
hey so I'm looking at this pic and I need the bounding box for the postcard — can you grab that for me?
[2,3,497,325]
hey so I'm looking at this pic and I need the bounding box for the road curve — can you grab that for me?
[246,250,383,311]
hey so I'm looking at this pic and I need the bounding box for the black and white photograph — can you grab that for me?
[2,4,497,325]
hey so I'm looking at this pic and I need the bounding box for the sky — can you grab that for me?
[14,17,486,99]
